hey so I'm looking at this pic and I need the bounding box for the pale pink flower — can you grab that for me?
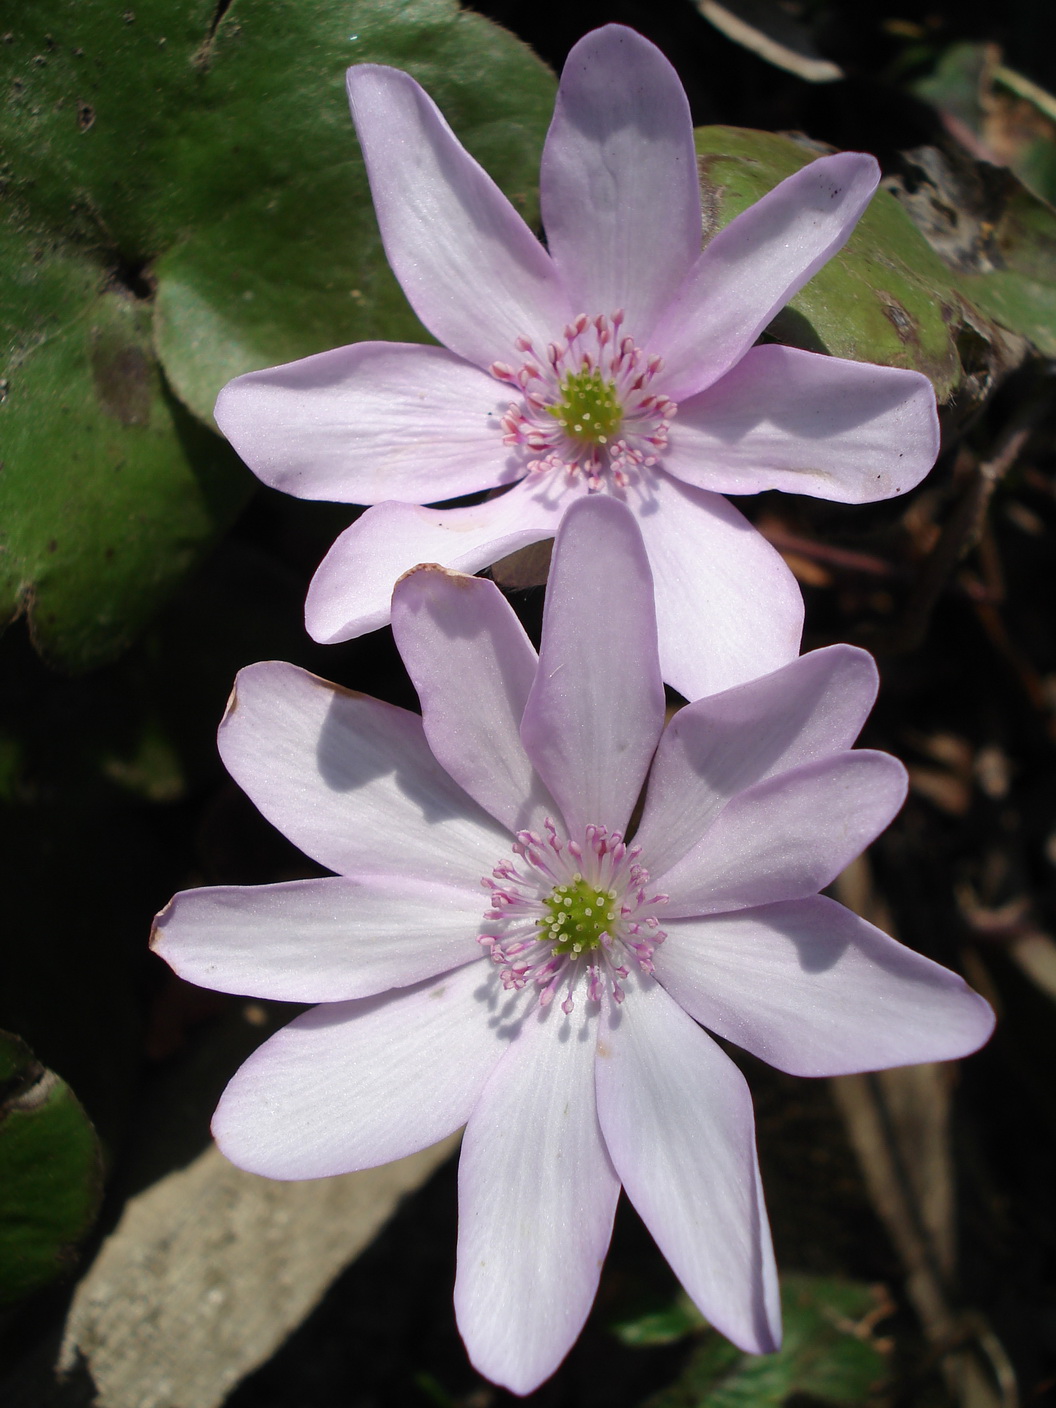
[215,23,940,701]
[153,497,991,1395]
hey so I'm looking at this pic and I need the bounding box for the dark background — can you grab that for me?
[3,1,1056,1404]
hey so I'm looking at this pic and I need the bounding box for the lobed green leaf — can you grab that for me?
[1,0,555,668]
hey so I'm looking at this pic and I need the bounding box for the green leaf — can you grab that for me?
[612,1292,708,1348]
[912,42,989,139]
[151,0,556,421]
[955,182,1056,357]
[2,1,214,253]
[875,143,1056,359]
[640,1275,889,1408]
[0,217,252,672]
[1,0,554,668]
[903,45,1056,343]
[694,126,995,403]
[2,0,556,419]
[912,43,1056,208]
[0,1030,103,1307]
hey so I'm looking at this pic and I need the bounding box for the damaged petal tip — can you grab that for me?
[147,904,173,949]
[221,682,239,723]
[393,561,474,591]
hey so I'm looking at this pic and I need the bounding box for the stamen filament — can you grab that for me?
[479,819,667,1015]
[492,312,676,491]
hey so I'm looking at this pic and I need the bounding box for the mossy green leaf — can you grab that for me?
[1,0,554,667]
[150,0,556,421]
[694,126,997,404]
[0,217,251,672]
[0,1030,103,1307]
[2,1,216,254]
[5,0,554,424]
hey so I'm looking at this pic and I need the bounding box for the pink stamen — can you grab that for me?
[495,312,675,490]
[477,819,667,1017]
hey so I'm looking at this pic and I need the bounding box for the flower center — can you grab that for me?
[539,874,619,955]
[490,311,676,492]
[546,370,623,446]
[478,820,668,1014]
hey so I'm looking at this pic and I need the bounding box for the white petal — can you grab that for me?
[347,65,570,370]
[213,960,512,1179]
[655,898,996,1076]
[218,661,508,885]
[541,25,701,338]
[214,342,515,505]
[595,977,781,1353]
[656,750,908,918]
[651,152,880,400]
[455,1003,619,1394]
[305,477,583,644]
[634,645,878,876]
[632,473,803,701]
[392,566,556,834]
[521,496,666,837]
[152,876,487,1002]
[667,344,939,503]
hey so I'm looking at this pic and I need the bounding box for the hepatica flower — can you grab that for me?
[215,24,940,700]
[153,497,992,1395]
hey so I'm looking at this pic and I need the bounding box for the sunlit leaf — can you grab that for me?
[0,217,251,671]
[153,0,556,421]
[1,0,554,667]
[694,125,1015,406]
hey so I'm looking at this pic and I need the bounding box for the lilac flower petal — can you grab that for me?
[633,473,803,702]
[392,566,557,834]
[596,977,781,1353]
[521,496,665,837]
[655,897,996,1076]
[218,661,507,885]
[657,751,909,919]
[667,344,939,503]
[213,961,508,1179]
[347,65,570,371]
[651,153,881,400]
[305,478,583,644]
[541,25,701,339]
[214,343,513,505]
[635,645,878,876]
[151,876,486,1003]
[455,1004,620,1395]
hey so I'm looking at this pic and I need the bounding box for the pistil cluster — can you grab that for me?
[491,312,677,491]
[479,818,668,1014]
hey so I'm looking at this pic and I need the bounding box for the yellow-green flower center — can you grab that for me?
[538,873,619,956]
[546,369,623,446]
